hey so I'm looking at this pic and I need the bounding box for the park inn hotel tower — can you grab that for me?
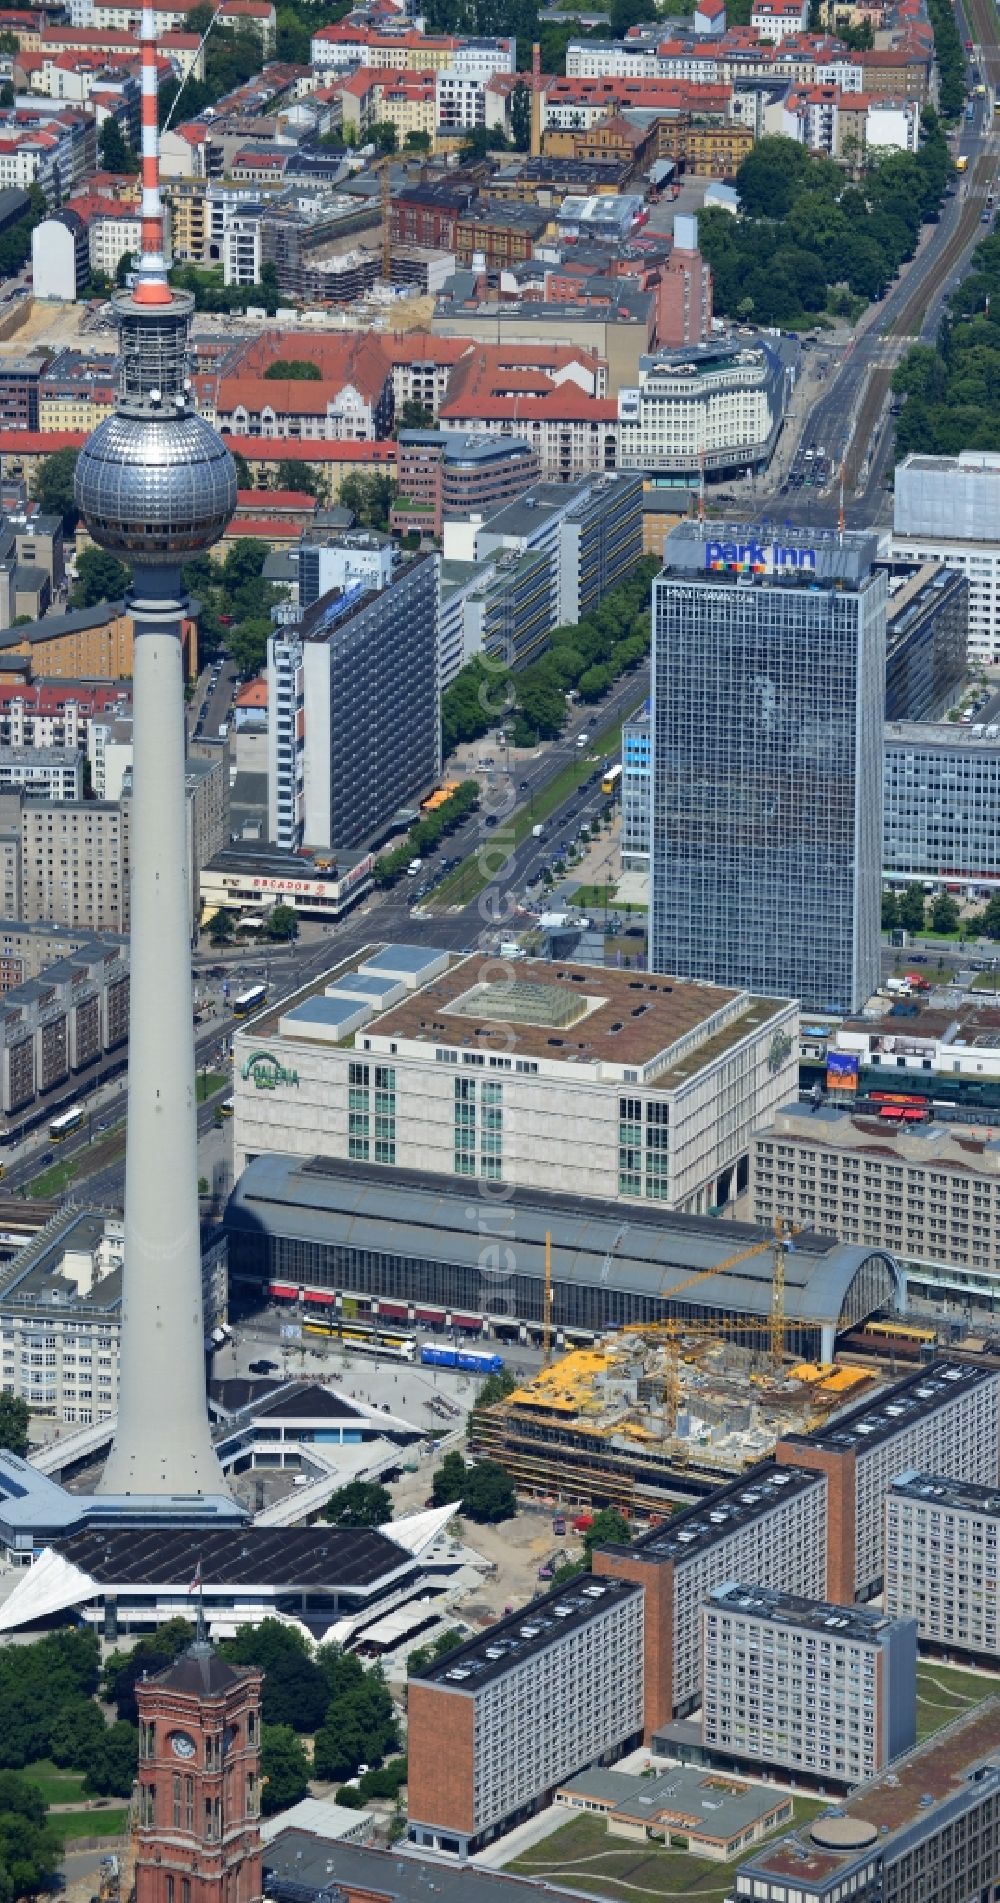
[649,524,886,1017]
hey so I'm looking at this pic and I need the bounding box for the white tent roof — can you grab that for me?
[0,1545,98,1632]
[387,1501,458,1557]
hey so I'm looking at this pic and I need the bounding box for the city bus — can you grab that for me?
[233,984,267,1017]
[302,1316,417,1360]
[49,1106,84,1142]
[601,763,623,797]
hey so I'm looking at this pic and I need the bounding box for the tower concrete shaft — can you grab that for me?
[99,568,228,1497]
[75,0,237,1500]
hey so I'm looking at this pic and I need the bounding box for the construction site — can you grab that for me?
[470,1222,885,1519]
[471,1336,874,1519]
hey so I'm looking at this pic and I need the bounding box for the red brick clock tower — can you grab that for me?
[135,1640,264,1903]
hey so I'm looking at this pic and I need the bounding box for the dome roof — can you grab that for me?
[75,409,237,559]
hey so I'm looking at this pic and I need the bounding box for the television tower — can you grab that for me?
[75,2,237,1498]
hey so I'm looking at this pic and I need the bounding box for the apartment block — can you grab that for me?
[0,939,128,1127]
[701,1583,917,1786]
[14,794,129,933]
[732,1701,1000,1903]
[880,559,968,723]
[752,1100,1000,1308]
[891,451,1000,665]
[0,920,127,995]
[776,1359,1000,1605]
[407,1574,644,1857]
[886,1471,1000,1663]
[0,747,82,800]
[592,1462,828,1735]
[0,1207,226,1427]
[267,554,439,853]
[884,722,1000,890]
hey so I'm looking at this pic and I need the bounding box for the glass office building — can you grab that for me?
[650,524,886,1014]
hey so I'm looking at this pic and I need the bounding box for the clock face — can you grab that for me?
[170,1733,197,1760]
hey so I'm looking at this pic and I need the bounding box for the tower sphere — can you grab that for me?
[75,409,238,562]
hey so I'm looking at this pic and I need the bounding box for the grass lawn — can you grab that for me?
[28,1157,80,1199]
[916,1661,1000,1741]
[427,711,626,912]
[971,970,1000,992]
[46,1808,128,1847]
[22,1760,87,1805]
[506,1798,828,1903]
[570,880,620,909]
[196,1070,228,1103]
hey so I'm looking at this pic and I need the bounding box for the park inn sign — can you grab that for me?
[241,1050,300,1090]
[704,539,817,574]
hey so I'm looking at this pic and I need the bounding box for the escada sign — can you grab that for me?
[705,540,817,574]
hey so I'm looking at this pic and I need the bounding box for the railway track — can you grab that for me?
[841,147,998,489]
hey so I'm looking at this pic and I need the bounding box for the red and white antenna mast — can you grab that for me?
[135,0,172,305]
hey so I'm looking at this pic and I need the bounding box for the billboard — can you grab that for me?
[827,1051,860,1092]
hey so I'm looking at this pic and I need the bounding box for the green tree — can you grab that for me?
[404,130,431,152]
[394,398,436,435]
[406,1631,463,1675]
[898,883,926,933]
[881,889,899,932]
[98,116,136,174]
[209,908,235,946]
[0,1394,28,1458]
[313,1657,397,1781]
[474,1368,518,1410]
[930,890,960,935]
[115,249,135,288]
[32,447,79,533]
[323,1481,392,1528]
[509,79,532,152]
[582,1508,631,1563]
[462,1460,516,1523]
[71,546,130,609]
[49,1699,107,1770]
[0,1775,59,1900]
[231,447,253,490]
[981,892,1000,940]
[265,902,298,942]
[263,359,322,381]
[222,537,269,595]
[461,125,510,160]
[229,617,272,678]
[83,1721,138,1798]
[334,1783,366,1808]
[274,458,324,499]
[370,120,397,153]
[104,1620,192,1724]
[260,1726,310,1814]
[431,1450,467,1507]
[339,471,395,530]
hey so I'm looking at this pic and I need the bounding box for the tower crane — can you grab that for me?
[635,1219,801,1432]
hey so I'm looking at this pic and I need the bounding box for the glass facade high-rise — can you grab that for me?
[650,524,886,1015]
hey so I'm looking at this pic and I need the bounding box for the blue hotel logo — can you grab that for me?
[705,540,817,575]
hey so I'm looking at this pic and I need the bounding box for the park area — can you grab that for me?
[916,1661,999,1739]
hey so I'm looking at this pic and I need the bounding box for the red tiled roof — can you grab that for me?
[224,517,300,537]
[234,677,268,707]
[225,436,397,463]
[441,391,618,423]
[235,487,316,510]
